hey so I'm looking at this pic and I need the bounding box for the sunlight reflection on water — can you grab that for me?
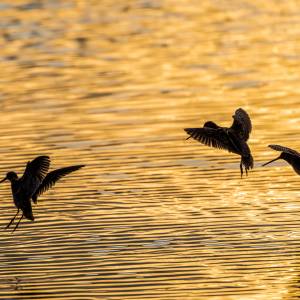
[0,0,299,299]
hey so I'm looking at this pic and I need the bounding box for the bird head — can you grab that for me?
[0,171,18,183]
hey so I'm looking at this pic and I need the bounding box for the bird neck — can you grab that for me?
[282,154,300,173]
[9,177,19,186]
[281,153,294,164]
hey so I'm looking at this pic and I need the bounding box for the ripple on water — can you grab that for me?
[0,0,299,299]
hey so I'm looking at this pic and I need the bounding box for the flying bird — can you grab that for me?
[184,108,254,177]
[1,156,84,232]
[262,144,300,175]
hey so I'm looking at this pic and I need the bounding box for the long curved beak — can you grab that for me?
[262,156,280,167]
[0,177,7,183]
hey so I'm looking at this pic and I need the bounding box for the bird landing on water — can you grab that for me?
[263,144,300,175]
[0,156,85,232]
[184,108,254,177]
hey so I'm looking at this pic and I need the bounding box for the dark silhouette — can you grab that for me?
[263,144,300,175]
[184,108,254,177]
[0,156,84,232]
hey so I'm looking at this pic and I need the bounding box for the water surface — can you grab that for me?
[0,0,300,299]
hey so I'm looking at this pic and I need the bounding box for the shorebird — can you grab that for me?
[0,156,84,232]
[184,108,254,177]
[262,144,300,175]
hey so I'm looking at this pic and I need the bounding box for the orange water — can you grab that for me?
[0,1,300,299]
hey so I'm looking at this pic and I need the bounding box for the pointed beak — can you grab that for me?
[262,156,280,167]
[0,177,7,183]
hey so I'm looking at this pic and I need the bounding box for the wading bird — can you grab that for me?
[262,144,300,175]
[1,156,84,232]
[184,108,254,177]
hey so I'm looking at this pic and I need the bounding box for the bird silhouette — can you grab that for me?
[184,108,254,177]
[262,144,300,175]
[0,156,84,232]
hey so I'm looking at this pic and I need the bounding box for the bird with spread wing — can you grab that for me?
[0,156,84,232]
[184,108,254,177]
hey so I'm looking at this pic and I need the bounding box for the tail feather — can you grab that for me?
[242,154,254,172]
[23,208,34,221]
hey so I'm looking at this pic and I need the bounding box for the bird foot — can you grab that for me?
[240,163,243,178]
[5,220,14,230]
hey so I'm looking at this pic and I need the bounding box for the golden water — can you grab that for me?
[0,0,300,299]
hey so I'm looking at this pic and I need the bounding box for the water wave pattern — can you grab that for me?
[0,0,300,299]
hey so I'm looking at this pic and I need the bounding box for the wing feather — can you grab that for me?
[20,156,50,198]
[184,127,233,152]
[32,165,85,203]
[231,108,252,141]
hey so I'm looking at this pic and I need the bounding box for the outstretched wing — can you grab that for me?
[32,165,85,203]
[230,108,252,141]
[22,156,50,180]
[20,156,50,198]
[184,127,234,152]
[268,144,300,157]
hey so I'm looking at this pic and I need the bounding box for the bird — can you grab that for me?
[262,144,300,175]
[184,108,254,177]
[0,156,85,232]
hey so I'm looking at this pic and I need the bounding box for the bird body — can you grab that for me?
[10,174,34,221]
[1,156,84,232]
[263,144,300,175]
[184,108,253,177]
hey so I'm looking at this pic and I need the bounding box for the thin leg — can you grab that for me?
[240,162,243,178]
[245,167,248,176]
[12,214,23,233]
[5,209,19,229]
